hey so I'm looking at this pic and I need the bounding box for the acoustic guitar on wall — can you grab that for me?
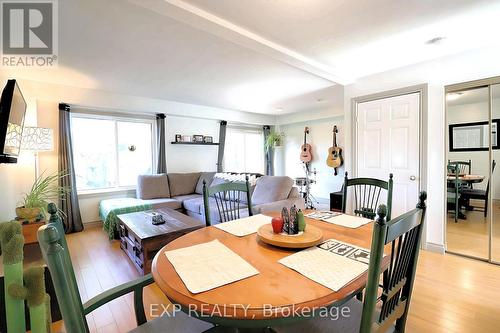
[326,125,343,175]
[300,127,313,163]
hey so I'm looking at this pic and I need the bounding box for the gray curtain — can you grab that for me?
[156,114,166,173]
[217,120,227,172]
[263,125,274,175]
[58,103,83,233]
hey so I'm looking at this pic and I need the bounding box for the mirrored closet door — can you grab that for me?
[446,78,500,264]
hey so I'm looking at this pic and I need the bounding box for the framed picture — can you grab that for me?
[181,135,192,142]
[175,134,181,142]
[203,136,213,143]
[449,119,500,151]
[193,135,204,142]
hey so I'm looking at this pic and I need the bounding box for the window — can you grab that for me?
[71,114,154,191]
[224,127,264,173]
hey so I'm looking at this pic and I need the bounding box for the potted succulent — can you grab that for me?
[16,171,70,220]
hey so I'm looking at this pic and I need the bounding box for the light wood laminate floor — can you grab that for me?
[447,199,500,260]
[42,225,500,332]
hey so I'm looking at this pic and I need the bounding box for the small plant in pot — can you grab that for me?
[16,171,70,221]
[265,131,284,152]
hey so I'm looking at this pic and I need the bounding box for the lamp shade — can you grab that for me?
[21,127,54,151]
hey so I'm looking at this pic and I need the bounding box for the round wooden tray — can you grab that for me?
[257,224,323,249]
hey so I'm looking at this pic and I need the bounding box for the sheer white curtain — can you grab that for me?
[224,127,264,173]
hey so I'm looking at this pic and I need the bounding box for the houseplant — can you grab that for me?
[265,131,284,152]
[16,171,70,220]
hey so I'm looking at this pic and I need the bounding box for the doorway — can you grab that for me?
[352,85,426,219]
[445,77,500,264]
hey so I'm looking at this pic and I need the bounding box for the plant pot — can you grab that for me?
[15,207,41,220]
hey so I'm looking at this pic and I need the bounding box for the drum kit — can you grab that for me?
[295,163,318,210]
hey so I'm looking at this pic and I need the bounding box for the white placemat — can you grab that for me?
[279,239,372,291]
[165,239,259,294]
[214,214,273,236]
[322,214,372,228]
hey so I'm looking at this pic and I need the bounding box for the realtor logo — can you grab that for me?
[1,0,58,66]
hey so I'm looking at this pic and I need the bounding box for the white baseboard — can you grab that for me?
[423,242,445,254]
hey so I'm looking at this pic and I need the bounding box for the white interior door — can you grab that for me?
[356,93,420,218]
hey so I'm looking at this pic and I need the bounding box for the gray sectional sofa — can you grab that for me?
[135,172,305,224]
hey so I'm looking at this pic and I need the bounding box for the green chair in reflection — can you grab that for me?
[447,163,464,223]
[37,203,213,333]
[342,172,394,221]
[202,176,253,227]
[274,192,427,333]
[448,159,472,189]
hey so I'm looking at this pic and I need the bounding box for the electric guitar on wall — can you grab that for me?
[326,125,343,175]
[300,127,313,163]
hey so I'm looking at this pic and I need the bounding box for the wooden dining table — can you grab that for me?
[151,211,389,329]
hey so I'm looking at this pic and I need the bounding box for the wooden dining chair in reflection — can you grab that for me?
[274,192,427,333]
[202,176,253,227]
[460,160,496,218]
[38,204,213,333]
[342,172,394,221]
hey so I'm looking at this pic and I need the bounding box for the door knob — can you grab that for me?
[410,175,416,181]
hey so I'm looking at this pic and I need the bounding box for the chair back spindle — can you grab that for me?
[203,176,253,227]
[342,172,393,220]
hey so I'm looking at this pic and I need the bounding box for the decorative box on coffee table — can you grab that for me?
[117,208,203,275]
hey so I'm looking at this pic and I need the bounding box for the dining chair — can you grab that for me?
[447,163,463,223]
[460,159,496,218]
[448,159,472,189]
[342,172,393,221]
[274,191,427,333]
[37,203,213,333]
[202,176,253,227]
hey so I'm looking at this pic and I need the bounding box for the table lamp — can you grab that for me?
[21,126,54,178]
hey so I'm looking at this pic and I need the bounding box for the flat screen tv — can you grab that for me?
[0,79,26,163]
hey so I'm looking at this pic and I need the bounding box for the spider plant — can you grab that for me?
[265,131,284,152]
[19,171,70,218]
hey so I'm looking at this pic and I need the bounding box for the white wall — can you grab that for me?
[166,115,220,173]
[279,117,345,207]
[342,45,500,252]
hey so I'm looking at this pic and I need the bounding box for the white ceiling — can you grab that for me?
[7,0,500,115]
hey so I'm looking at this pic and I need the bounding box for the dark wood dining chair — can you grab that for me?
[202,176,253,227]
[460,159,496,218]
[342,172,393,221]
[37,204,213,333]
[274,191,427,333]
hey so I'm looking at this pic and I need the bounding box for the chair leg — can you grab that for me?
[484,198,488,218]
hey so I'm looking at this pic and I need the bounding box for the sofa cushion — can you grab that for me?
[195,172,216,194]
[139,198,182,210]
[251,176,294,205]
[182,197,205,214]
[172,194,202,203]
[136,174,170,199]
[168,173,201,197]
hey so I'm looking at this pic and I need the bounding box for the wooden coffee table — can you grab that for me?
[117,208,203,275]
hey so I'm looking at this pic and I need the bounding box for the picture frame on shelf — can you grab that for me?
[175,134,181,142]
[193,135,204,142]
[181,135,192,142]
[203,136,213,143]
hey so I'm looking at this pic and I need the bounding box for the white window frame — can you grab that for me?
[223,126,265,174]
[70,112,157,195]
